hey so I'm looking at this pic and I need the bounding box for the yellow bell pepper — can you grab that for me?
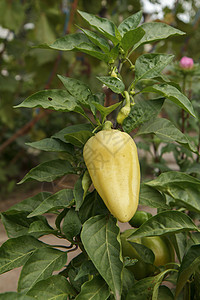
[83,122,140,222]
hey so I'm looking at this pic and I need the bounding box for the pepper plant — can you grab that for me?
[1,10,200,300]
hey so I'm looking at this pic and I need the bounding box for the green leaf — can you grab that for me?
[0,292,33,300]
[93,102,121,123]
[1,212,45,238]
[126,270,172,300]
[129,242,155,264]
[74,177,84,211]
[118,11,142,36]
[128,211,197,240]
[82,170,92,201]
[27,189,74,218]
[28,220,57,236]
[27,275,76,299]
[81,215,123,300]
[120,27,145,52]
[62,208,82,242]
[170,232,187,263]
[0,236,47,274]
[18,247,68,293]
[135,54,174,83]
[78,10,120,45]
[139,184,169,209]
[5,192,51,214]
[122,98,165,133]
[175,244,200,298]
[74,43,110,62]
[74,260,97,281]
[142,84,196,117]
[52,124,93,143]
[64,130,93,147]
[58,75,97,114]
[18,159,74,184]
[75,275,110,300]
[121,268,135,299]
[26,138,73,154]
[136,117,197,153]
[97,76,125,94]
[14,89,82,113]
[133,22,185,50]
[49,32,90,50]
[146,171,200,214]
[157,286,174,300]
[79,27,110,53]
[78,191,109,224]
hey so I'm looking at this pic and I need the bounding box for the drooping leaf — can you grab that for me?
[97,76,125,94]
[129,242,155,264]
[175,244,200,298]
[78,10,120,45]
[14,89,82,113]
[52,123,93,143]
[26,138,74,154]
[28,189,74,218]
[128,211,197,240]
[5,192,51,214]
[18,159,74,184]
[75,275,110,300]
[139,184,169,209]
[0,236,47,274]
[133,22,185,50]
[28,220,57,237]
[146,171,200,213]
[64,130,93,147]
[135,54,174,83]
[18,248,68,293]
[62,208,82,242]
[81,215,123,300]
[142,84,196,117]
[118,11,142,36]
[27,275,76,299]
[120,27,145,52]
[136,117,197,153]
[122,98,165,133]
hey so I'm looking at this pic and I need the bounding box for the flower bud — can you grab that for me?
[179,56,194,69]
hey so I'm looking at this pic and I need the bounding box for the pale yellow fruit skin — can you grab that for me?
[83,129,140,222]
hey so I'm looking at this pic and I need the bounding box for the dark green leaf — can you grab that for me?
[133,22,185,50]
[52,123,93,143]
[135,54,174,83]
[18,247,68,293]
[142,84,196,117]
[0,292,33,300]
[170,232,187,263]
[64,130,93,147]
[128,211,197,240]
[18,159,74,184]
[0,236,47,274]
[27,275,76,299]
[78,10,120,45]
[120,27,145,52]
[75,43,110,62]
[26,138,73,154]
[28,189,74,217]
[136,117,197,153]
[157,285,174,300]
[118,11,142,36]
[75,275,110,300]
[146,171,200,214]
[78,191,108,224]
[81,215,123,300]
[1,213,45,238]
[175,244,200,298]
[49,32,90,50]
[97,76,125,94]
[62,208,82,242]
[5,192,51,214]
[122,98,165,133]
[74,177,84,211]
[28,220,57,236]
[121,268,135,299]
[139,184,169,209]
[74,260,97,281]
[129,242,155,264]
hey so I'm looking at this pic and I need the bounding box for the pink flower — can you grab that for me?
[179,56,194,69]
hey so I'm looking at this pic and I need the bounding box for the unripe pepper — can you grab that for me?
[117,91,131,125]
[83,121,140,222]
